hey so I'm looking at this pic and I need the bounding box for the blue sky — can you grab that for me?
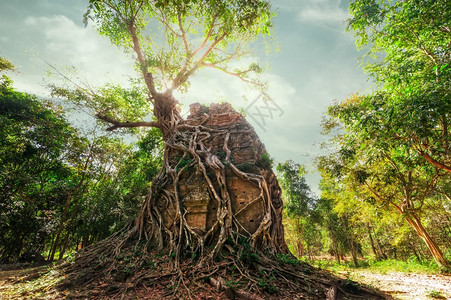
[0,0,373,194]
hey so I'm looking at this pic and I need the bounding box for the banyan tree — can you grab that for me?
[53,1,385,298]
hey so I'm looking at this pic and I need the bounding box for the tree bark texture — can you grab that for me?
[403,213,450,268]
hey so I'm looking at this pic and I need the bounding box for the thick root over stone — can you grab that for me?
[55,103,386,299]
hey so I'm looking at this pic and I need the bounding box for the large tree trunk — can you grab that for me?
[342,216,359,267]
[403,213,449,268]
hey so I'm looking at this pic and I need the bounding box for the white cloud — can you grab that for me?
[24,16,37,26]
[17,15,136,96]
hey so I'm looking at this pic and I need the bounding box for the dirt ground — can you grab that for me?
[1,263,449,299]
[337,270,451,300]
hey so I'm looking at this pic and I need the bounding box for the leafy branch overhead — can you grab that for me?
[0,56,15,72]
[53,0,274,132]
[49,0,269,131]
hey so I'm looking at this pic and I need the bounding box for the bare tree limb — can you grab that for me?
[129,19,158,99]
[170,32,227,90]
[177,14,190,54]
[419,151,451,173]
[201,62,264,86]
[96,113,160,131]
[191,15,218,58]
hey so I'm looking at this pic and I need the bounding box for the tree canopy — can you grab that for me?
[346,0,450,172]
[317,0,451,268]
[52,0,274,137]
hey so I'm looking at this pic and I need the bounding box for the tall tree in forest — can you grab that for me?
[317,176,364,267]
[64,0,272,139]
[0,61,77,262]
[322,95,449,268]
[317,0,451,268]
[277,160,317,257]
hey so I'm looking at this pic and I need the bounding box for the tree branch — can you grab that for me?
[129,20,158,99]
[419,151,451,173]
[96,113,159,131]
[169,15,219,91]
[156,12,182,38]
[417,173,439,212]
[364,182,403,214]
[170,32,227,90]
[201,62,264,86]
[177,14,190,54]
[191,15,218,58]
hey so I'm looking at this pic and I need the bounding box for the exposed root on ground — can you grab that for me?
[51,103,387,299]
[56,237,386,299]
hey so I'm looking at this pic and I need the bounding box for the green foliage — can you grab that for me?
[0,69,164,262]
[238,238,260,264]
[318,0,451,268]
[225,279,241,290]
[237,162,258,174]
[176,155,193,172]
[346,0,451,173]
[427,290,447,299]
[0,56,14,72]
[277,160,312,218]
[217,149,226,161]
[276,253,299,265]
[0,79,77,262]
[51,81,152,133]
[256,152,273,169]
[73,129,163,244]
[84,0,274,94]
[277,160,324,259]
[257,278,278,294]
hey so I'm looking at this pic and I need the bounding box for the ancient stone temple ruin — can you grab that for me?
[163,102,283,238]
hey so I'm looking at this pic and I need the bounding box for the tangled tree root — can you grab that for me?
[53,103,387,299]
[56,234,386,299]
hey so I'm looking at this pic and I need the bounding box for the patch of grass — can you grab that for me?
[310,257,441,274]
[276,253,299,265]
[426,290,446,299]
[366,258,440,274]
